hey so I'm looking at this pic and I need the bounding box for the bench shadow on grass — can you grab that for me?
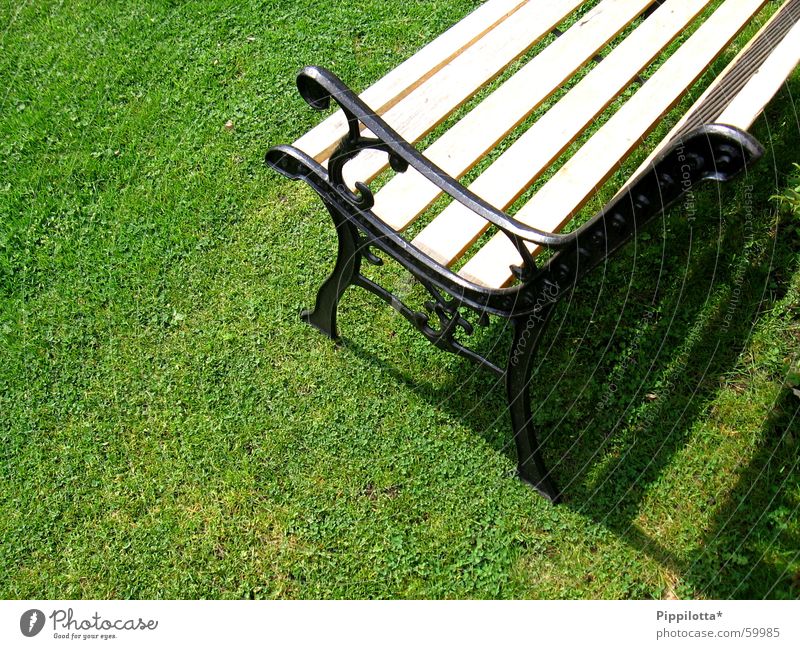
[540,105,800,598]
[554,270,799,599]
[615,388,800,599]
[337,99,799,597]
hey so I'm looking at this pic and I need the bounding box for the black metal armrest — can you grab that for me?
[267,66,567,262]
[269,68,764,273]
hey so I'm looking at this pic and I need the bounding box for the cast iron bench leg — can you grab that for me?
[301,202,362,342]
[507,309,562,503]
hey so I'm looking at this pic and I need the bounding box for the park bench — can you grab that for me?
[266,0,800,502]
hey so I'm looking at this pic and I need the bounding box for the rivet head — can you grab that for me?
[686,152,704,171]
[714,144,739,172]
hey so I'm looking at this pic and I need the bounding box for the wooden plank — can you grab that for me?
[716,17,800,128]
[459,0,769,289]
[411,0,714,267]
[619,0,800,193]
[292,0,528,163]
[372,0,658,232]
[339,0,587,189]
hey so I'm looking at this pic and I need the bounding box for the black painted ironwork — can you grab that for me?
[266,65,764,503]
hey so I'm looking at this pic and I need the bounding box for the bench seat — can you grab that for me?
[266,0,800,501]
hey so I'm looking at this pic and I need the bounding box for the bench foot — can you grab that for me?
[507,311,562,504]
[301,203,361,341]
[517,464,561,504]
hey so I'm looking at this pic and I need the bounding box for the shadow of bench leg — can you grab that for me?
[301,202,362,342]
[507,310,562,503]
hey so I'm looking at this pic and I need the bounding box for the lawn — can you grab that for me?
[1,0,798,599]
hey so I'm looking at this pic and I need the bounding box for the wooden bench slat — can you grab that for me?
[717,18,800,128]
[411,0,715,267]
[292,0,528,163]
[339,0,587,189]
[459,0,769,289]
[371,0,658,232]
[619,0,800,195]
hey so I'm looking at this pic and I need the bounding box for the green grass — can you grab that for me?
[1,0,799,599]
